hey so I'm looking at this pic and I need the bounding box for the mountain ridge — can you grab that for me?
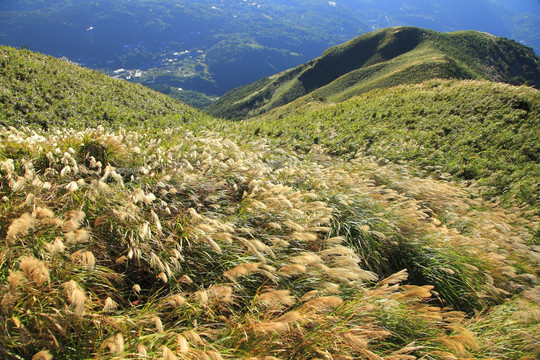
[208,27,540,120]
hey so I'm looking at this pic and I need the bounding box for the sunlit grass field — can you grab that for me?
[1,45,539,359]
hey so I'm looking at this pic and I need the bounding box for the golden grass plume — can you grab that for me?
[19,256,50,286]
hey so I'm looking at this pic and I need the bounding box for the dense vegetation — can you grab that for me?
[0,46,210,129]
[1,46,539,360]
[214,80,540,211]
[208,27,540,120]
[2,1,539,107]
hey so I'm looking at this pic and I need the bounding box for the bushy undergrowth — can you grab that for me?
[0,124,538,359]
[226,80,540,212]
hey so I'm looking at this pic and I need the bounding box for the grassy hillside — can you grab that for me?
[0,46,212,129]
[218,80,540,212]
[1,46,539,360]
[208,27,540,120]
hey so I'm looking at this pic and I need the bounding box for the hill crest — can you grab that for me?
[0,45,213,129]
[207,27,540,119]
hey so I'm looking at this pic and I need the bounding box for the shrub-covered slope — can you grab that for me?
[0,46,539,360]
[221,79,540,211]
[208,27,540,120]
[3,124,539,360]
[0,46,212,129]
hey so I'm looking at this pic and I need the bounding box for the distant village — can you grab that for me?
[111,48,206,84]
